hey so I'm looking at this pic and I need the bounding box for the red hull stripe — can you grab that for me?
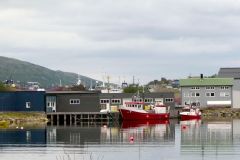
[119,109,169,120]
[181,115,201,121]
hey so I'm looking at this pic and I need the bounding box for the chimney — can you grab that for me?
[200,74,203,79]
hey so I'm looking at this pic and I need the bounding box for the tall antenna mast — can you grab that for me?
[107,75,110,93]
[77,74,81,85]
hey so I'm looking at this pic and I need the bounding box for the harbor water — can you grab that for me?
[0,119,240,160]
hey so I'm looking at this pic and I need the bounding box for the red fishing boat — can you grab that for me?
[180,106,201,121]
[118,95,170,120]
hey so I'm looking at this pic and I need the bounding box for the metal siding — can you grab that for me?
[99,92,175,107]
[181,86,232,107]
[218,68,240,79]
[50,92,175,112]
[233,80,240,108]
[0,92,16,111]
[15,91,45,111]
[56,93,100,112]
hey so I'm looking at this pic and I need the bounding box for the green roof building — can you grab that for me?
[180,77,233,107]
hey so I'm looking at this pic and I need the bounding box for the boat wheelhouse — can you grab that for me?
[119,94,170,120]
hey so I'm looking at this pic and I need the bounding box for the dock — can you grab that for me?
[47,112,120,125]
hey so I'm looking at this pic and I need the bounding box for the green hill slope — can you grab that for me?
[0,56,99,88]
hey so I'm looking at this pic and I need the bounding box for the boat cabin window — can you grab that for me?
[126,104,143,109]
[133,98,142,102]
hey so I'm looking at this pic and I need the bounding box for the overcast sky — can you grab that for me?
[1,0,240,84]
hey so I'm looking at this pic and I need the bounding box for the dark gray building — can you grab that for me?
[46,91,100,113]
[218,68,240,108]
[99,92,175,114]
[46,91,175,114]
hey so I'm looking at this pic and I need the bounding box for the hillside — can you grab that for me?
[0,56,100,88]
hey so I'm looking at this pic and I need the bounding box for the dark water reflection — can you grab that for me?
[0,119,240,160]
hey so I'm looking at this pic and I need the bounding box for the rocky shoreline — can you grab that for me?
[201,107,240,118]
[0,112,48,128]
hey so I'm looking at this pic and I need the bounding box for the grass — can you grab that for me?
[0,120,9,128]
[0,112,48,127]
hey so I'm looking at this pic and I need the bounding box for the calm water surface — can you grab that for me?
[0,119,240,160]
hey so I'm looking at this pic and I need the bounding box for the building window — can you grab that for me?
[206,86,215,90]
[191,87,200,90]
[220,86,229,90]
[133,98,142,102]
[206,92,215,97]
[144,98,153,103]
[165,98,174,103]
[111,99,121,104]
[191,92,200,97]
[100,99,110,104]
[220,92,230,97]
[70,99,80,104]
[26,102,31,108]
[184,93,190,97]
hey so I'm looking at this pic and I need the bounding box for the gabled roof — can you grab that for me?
[180,78,233,87]
[218,67,240,78]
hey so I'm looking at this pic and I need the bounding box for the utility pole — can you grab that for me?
[133,76,135,85]
[107,75,110,93]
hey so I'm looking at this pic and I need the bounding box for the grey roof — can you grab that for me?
[99,92,174,98]
[218,68,240,79]
[46,91,99,94]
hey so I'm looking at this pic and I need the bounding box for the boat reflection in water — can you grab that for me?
[180,119,202,131]
[121,120,169,128]
[180,119,238,159]
[118,120,173,144]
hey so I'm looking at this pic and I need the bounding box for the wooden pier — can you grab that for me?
[47,112,120,125]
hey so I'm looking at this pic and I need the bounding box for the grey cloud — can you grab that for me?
[0,0,240,83]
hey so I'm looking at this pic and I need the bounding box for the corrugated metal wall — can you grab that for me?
[0,92,16,111]
[0,91,45,112]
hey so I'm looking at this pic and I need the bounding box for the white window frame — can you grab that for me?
[206,86,215,90]
[206,92,215,97]
[165,98,174,103]
[70,99,80,104]
[26,102,31,108]
[133,98,143,102]
[191,87,200,90]
[144,98,153,103]
[220,92,230,97]
[100,99,110,104]
[111,99,121,104]
[184,93,190,97]
[220,86,229,90]
[191,92,200,97]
